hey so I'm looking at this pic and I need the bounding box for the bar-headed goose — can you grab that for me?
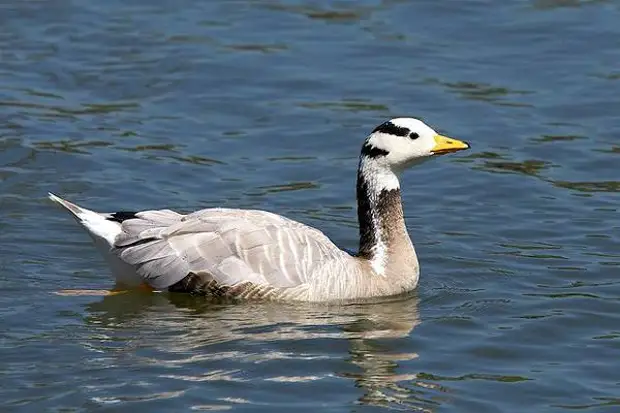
[49,118,469,301]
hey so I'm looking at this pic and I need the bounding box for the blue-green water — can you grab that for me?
[1,1,620,411]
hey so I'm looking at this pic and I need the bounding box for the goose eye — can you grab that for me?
[409,132,420,140]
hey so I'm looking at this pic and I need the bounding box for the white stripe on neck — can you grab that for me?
[359,156,400,193]
[369,238,388,276]
[358,156,401,276]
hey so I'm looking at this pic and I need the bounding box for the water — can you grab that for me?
[1,0,619,411]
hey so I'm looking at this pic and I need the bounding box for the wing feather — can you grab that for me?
[112,208,346,291]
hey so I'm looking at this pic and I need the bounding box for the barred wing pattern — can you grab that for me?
[113,208,349,291]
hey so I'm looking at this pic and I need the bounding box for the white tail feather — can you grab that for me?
[48,192,141,286]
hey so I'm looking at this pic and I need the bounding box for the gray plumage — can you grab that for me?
[49,117,470,302]
[115,208,351,295]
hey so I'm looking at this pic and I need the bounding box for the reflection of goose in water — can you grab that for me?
[85,291,420,342]
[50,118,469,301]
[83,293,431,410]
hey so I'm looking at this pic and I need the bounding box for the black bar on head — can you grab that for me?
[372,121,410,137]
[361,143,389,158]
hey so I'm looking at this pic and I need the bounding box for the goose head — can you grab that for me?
[361,117,470,172]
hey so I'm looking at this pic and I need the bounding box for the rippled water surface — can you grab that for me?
[1,0,620,411]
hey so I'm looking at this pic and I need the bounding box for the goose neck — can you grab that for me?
[356,159,414,275]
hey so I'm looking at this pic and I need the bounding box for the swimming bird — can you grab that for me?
[49,118,469,301]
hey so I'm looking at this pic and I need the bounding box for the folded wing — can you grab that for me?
[113,208,346,290]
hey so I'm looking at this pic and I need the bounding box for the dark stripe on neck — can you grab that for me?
[357,171,376,258]
[107,211,138,223]
[360,143,389,158]
[372,121,410,137]
[356,171,402,258]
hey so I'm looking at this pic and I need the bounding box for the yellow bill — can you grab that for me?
[431,134,470,155]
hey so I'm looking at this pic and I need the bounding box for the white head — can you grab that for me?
[361,117,470,172]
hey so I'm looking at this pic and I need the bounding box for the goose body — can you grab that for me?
[49,118,469,302]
